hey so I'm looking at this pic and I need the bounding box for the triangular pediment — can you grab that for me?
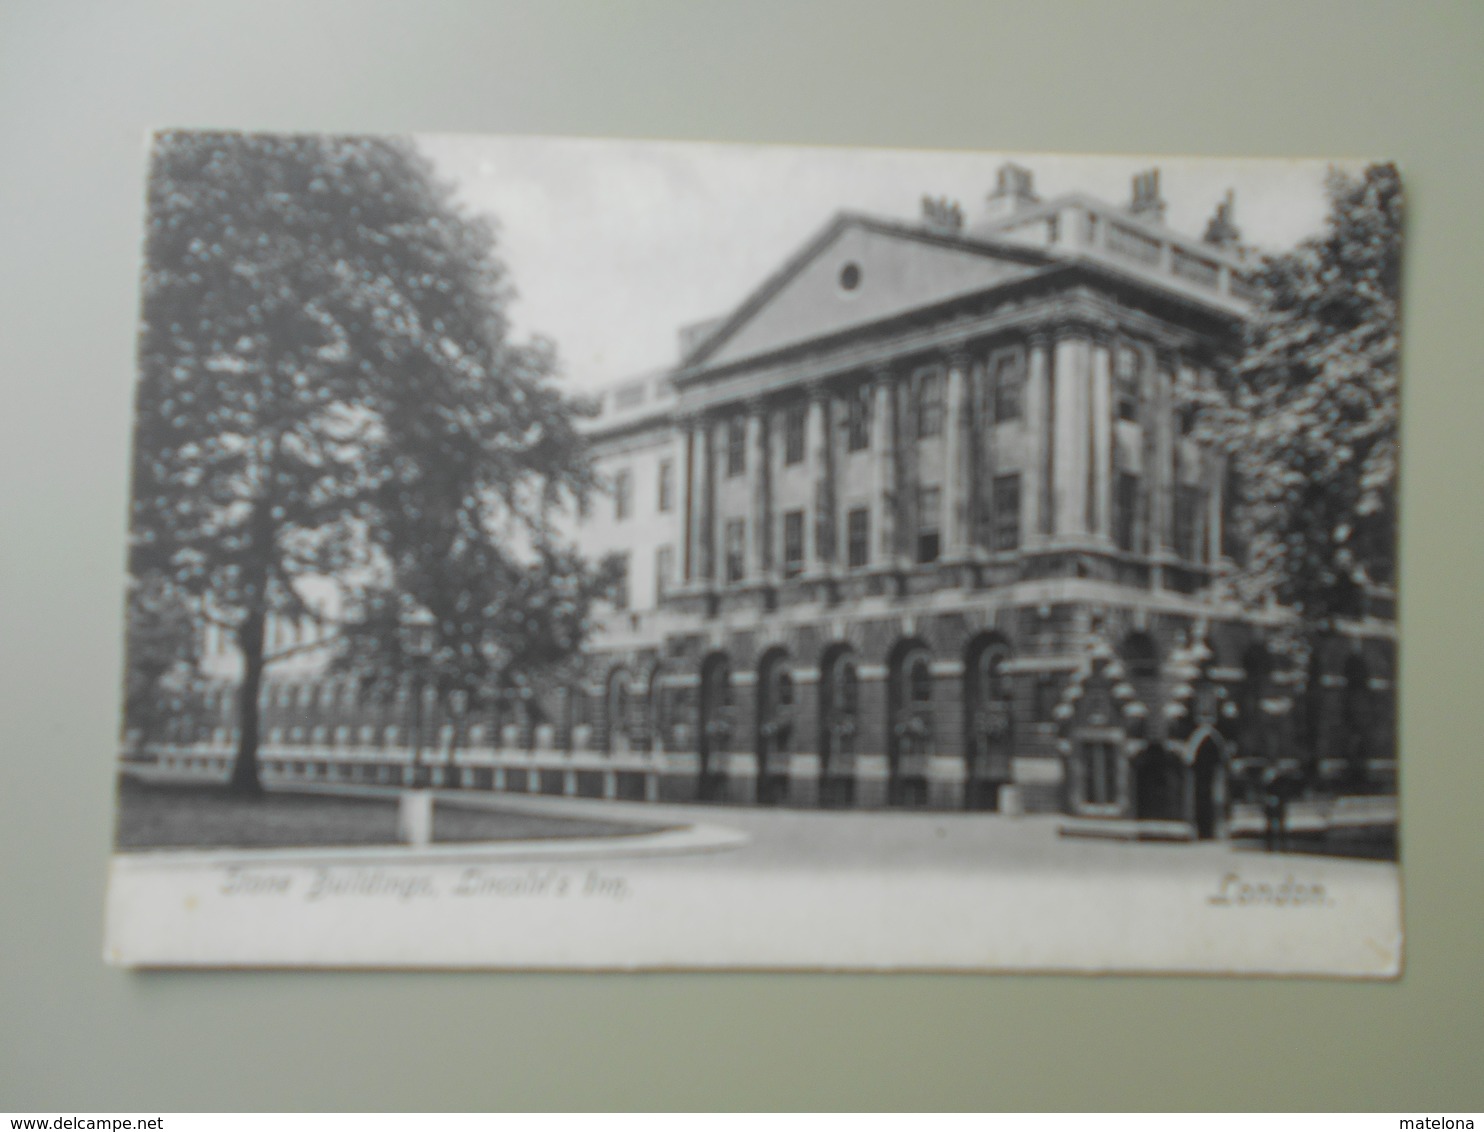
[688,215,1049,370]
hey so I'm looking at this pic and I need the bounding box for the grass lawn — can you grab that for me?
[114,777,672,851]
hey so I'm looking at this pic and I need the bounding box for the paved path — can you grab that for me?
[425,786,1398,881]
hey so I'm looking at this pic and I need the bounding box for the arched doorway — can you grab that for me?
[698,652,733,802]
[1133,743,1184,821]
[888,641,934,807]
[819,645,859,808]
[1190,733,1226,839]
[756,649,794,806]
[964,634,1014,810]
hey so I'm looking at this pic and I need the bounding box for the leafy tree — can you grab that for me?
[121,573,204,753]
[1194,163,1401,755]
[130,132,603,793]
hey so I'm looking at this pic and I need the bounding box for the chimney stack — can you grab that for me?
[1202,190,1242,250]
[1129,168,1166,225]
[982,162,1039,223]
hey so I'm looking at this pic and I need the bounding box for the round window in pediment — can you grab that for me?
[838,261,862,292]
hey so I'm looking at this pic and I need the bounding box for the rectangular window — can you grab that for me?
[657,458,674,512]
[726,418,746,477]
[847,507,870,568]
[1174,485,1205,562]
[613,469,632,521]
[782,510,804,578]
[1114,472,1139,552]
[992,350,1024,422]
[915,367,944,438]
[847,385,871,451]
[992,473,1021,551]
[917,486,941,563]
[724,518,746,583]
[1114,344,1142,422]
[784,405,806,465]
[655,545,673,603]
[611,553,630,611]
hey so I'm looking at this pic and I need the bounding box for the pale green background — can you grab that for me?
[1,0,1479,1111]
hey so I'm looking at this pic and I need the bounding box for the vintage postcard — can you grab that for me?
[106,133,1402,973]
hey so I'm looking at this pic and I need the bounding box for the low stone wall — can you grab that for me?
[123,741,1069,814]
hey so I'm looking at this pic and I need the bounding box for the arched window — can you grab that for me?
[757,650,795,759]
[757,650,795,805]
[819,646,860,808]
[888,641,935,806]
[606,668,632,755]
[890,644,934,754]
[819,647,859,760]
[700,656,732,747]
[964,634,1015,808]
[698,653,733,801]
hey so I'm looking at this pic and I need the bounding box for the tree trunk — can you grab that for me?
[229,605,267,795]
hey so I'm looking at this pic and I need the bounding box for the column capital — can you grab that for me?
[943,344,974,370]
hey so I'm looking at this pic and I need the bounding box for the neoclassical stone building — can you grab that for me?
[569,165,1397,827]
[164,166,1396,834]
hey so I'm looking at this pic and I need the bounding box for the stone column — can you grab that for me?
[701,419,717,582]
[1207,449,1223,568]
[870,369,897,569]
[1052,334,1092,540]
[747,405,770,581]
[684,420,704,583]
[942,354,971,562]
[1024,337,1050,543]
[1091,339,1113,542]
[1156,366,1181,556]
[804,386,829,575]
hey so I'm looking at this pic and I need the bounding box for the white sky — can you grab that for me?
[417,134,1359,393]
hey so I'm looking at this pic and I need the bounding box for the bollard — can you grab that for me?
[397,789,433,848]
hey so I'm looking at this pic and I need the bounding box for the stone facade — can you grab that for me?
[156,166,1397,836]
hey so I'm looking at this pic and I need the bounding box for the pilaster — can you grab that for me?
[1025,336,1051,544]
[1052,334,1092,540]
[1091,338,1113,543]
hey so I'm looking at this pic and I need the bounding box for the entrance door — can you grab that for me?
[1191,737,1224,839]
[1134,744,1183,821]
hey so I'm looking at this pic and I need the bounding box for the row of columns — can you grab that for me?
[679,333,1221,589]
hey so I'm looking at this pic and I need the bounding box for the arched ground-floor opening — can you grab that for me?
[887,639,933,808]
[1133,743,1185,821]
[698,652,732,804]
[818,644,859,809]
[1190,734,1226,839]
[755,648,794,807]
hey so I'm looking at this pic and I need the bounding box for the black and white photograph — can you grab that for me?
[106,132,1402,974]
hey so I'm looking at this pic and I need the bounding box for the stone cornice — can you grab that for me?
[675,285,1217,416]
